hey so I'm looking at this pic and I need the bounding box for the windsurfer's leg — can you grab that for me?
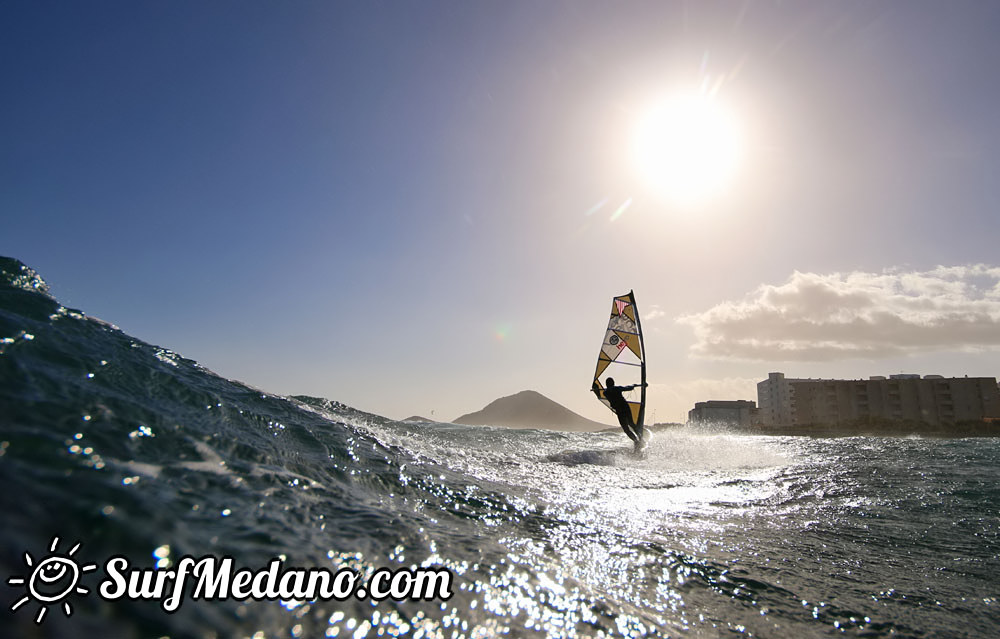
[617,412,639,442]
[619,411,644,447]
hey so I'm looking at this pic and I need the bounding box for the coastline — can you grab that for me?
[734,420,1000,438]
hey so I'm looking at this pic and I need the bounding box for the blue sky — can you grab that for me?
[4,1,1000,423]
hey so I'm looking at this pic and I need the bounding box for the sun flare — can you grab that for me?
[633,93,743,206]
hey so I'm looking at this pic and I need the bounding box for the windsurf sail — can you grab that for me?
[592,290,647,427]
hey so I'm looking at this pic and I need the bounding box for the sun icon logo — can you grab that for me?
[7,536,98,625]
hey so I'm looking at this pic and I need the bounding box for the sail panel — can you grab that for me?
[594,353,613,380]
[592,291,647,426]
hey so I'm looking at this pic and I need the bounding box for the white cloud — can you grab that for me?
[643,304,667,323]
[678,265,1000,361]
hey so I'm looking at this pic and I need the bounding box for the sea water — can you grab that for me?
[2,257,998,638]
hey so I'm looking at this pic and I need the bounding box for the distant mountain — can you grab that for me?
[402,415,433,423]
[453,390,609,432]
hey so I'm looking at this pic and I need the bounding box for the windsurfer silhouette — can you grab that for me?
[597,377,647,451]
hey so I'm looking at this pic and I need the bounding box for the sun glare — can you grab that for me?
[633,93,743,207]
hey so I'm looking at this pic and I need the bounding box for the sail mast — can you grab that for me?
[630,290,647,428]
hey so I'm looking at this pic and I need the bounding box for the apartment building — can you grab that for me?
[688,400,758,427]
[757,372,1000,428]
